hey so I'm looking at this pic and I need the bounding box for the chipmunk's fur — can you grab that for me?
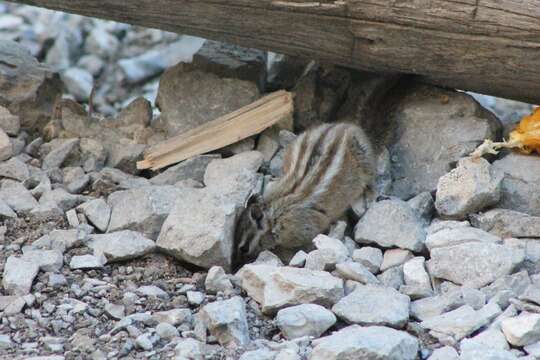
[233,123,375,268]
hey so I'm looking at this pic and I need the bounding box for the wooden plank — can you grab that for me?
[8,0,540,104]
[137,90,293,170]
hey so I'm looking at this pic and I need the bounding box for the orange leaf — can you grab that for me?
[509,107,540,154]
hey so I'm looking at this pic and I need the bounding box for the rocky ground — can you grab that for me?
[0,3,540,360]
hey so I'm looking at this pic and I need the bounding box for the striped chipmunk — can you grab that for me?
[233,122,376,267]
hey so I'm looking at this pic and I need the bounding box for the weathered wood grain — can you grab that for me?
[8,0,540,104]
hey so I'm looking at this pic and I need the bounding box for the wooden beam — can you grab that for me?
[9,0,540,104]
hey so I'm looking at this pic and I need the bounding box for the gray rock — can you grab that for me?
[403,257,431,291]
[428,346,459,360]
[435,157,502,219]
[78,198,111,232]
[156,322,179,340]
[155,68,259,137]
[262,267,344,314]
[200,296,250,346]
[152,308,192,326]
[253,250,284,267]
[0,106,20,136]
[2,256,39,295]
[118,36,205,84]
[107,186,183,239]
[352,247,383,274]
[42,138,79,170]
[0,40,62,134]
[174,338,205,360]
[48,273,67,288]
[105,142,146,175]
[380,249,413,272]
[459,341,517,360]
[69,254,106,270]
[377,266,405,290]
[149,155,219,185]
[61,68,93,102]
[77,54,105,76]
[420,303,501,341]
[235,264,277,304]
[310,325,418,360]
[39,188,87,211]
[0,198,16,218]
[104,303,125,320]
[289,251,307,267]
[411,288,484,321]
[332,284,410,328]
[425,226,501,251]
[239,349,277,360]
[0,179,38,212]
[63,167,89,194]
[467,328,510,351]
[136,285,169,300]
[0,157,29,181]
[493,153,540,216]
[0,128,11,161]
[187,291,205,305]
[501,312,540,347]
[205,266,233,294]
[482,271,531,309]
[355,199,426,252]
[388,85,501,199]
[276,304,336,339]
[408,191,434,223]
[87,231,155,263]
[305,249,344,271]
[471,208,540,238]
[135,333,153,351]
[85,27,119,58]
[335,262,380,284]
[427,242,524,288]
[21,249,63,272]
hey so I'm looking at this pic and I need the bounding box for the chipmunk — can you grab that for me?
[233,122,376,268]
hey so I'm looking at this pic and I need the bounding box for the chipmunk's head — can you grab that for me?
[233,193,275,270]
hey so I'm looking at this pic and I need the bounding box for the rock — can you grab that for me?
[155,68,259,136]
[435,157,502,219]
[2,256,39,295]
[80,138,107,172]
[262,267,344,314]
[305,235,349,271]
[352,247,383,274]
[425,226,501,251]
[253,250,284,266]
[205,266,233,294]
[310,325,419,360]
[118,36,205,84]
[471,208,540,238]
[0,198,16,218]
[380,249,413,272]
[150,155,219,185]
[411,288,476,321]
[482,271,531,308]
[42,138,79,170]
[106,141,146,175]
[239,349,277,360]
[235,264,277,304]
[403,257,431,291]
[427,242,524,288]
[467,328,510,351]
[63,167,89,194]
[332,284,410,328]
[493,153,540,216]
[78,198,111,232]
[428,346,459,360]
[0,334,12,350]
[459,341,517,360]
[48,273,67,288]
[377,266,405,290]
[388,84,501,199]
[0,179,37,213]
[420,303,501,341]
[276,304,336,339]
[0,129,12,161]
[187,291,205,305]
[200,296,249,346]
[188,40,266,88]
[152,309,192,326]
[501,312,540,347]
[39,188,87,212]
[104,303,125,320]
[174,338,205,360]
[69,254,106,270]
[136,285,169,300]
[86,230,155,263]
[354,199,426,252]
[156,322,179,340]
[107,186,183,239]
[135,333,154,351]
[335,262,380,284]
[289,251,307,267]
[85,27,119,58]
[0,106,20,136]
[21,249,63,272]
[77,54,105,76]
[408,191,434,223]
[0,157,29,181]
[61,68,93,102]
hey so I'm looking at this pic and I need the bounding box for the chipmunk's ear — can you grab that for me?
[245,192,263,208]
